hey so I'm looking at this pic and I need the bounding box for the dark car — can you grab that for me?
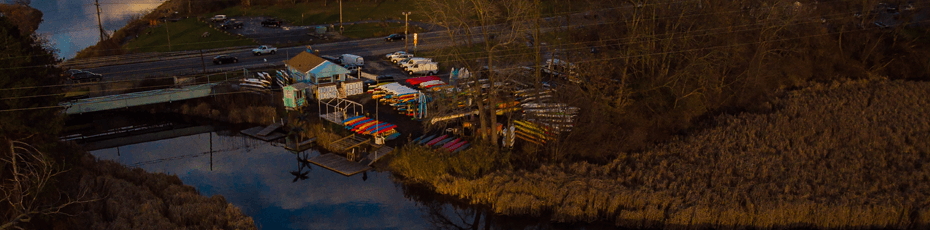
[220,20,243,29]
[261,18,283,27]
[69,71,102,83]
[385,33,405,42]
[363,74,396,89]
[320,55,341,64]
[213,55,238,64]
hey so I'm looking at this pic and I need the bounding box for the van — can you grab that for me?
[407,62,439,76]
[400,58,432,70]
[339,54,364,66]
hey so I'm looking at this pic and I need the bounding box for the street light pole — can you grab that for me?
[402,12,411,53]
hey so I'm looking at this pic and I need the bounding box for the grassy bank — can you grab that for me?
[123,18,255,53]
[391,79,930,229]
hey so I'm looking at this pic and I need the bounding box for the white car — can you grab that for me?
[384,51,407,59]
[390,54,414,64]
[211,15,227,22]
[252,45,277,55]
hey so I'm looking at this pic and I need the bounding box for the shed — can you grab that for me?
[283,82,312,110]
[315,82,339,100]
[285,51,350,84]
[342,79,365,97]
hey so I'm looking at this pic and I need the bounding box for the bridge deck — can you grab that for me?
[61,83,216,115]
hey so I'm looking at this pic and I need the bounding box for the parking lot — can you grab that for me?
[215,16,327,45]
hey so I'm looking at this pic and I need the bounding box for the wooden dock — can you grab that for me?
[329,134,370,152]
[240,123,285,141]
[285,137,317,151]
[305,153,370,176]
[360,145,394,166]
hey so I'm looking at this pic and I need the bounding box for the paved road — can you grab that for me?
[84,9,608,81]
[85,29,466,81]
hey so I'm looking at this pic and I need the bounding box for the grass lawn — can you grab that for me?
[209,0,427,26]
[123,18,256,53]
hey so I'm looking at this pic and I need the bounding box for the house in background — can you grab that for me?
[285,51,350,84]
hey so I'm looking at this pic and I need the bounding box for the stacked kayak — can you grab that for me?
[410,133,471,152]
[342,116,399,137]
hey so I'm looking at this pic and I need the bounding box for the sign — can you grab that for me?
[414,33,418,46]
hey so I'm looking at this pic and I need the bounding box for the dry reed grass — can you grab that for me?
[394,79,930,229]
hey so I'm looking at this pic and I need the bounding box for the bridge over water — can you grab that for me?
[60,83,217,115]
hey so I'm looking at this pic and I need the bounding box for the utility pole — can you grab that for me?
[165,17,172,51]
[200,49,206,73]
[402,12,411,53]
[95,0,106,42]
[339,0,343,34]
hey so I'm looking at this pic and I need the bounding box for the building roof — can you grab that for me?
[286,51,327,73]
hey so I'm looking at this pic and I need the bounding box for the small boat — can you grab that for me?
[452,143,470,153]
[418,134,437,145]
[441,138,461,149]
[426,135,448,146]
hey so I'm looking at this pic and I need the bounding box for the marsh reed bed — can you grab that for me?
[392,79,930,229]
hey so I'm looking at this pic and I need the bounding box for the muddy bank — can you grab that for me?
[391,79,930,229]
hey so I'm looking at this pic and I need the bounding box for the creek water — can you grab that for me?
[79,114,615,230]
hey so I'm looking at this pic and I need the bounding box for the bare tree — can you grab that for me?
[1,140,98,229]
[420,0,534,146]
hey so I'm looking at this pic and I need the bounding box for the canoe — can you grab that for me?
[372,125,397,135]
[432,137,455,147]
[359,121,386,133]
[441,138,461,149]
[419,134,437,145]
[346,118,373,128]
[411,134,427,143]
[447,141,467,151]
[385,132,401,140]
[452,143,470,153]
[342,116,366,125]
[426,135,448,146]
[353,121,379,132]
[366,123,394,135]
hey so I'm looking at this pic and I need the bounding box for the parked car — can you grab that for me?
[320,55,341,64]
[69,71,102,83]
[220,19,243,29]
[213,55,238,64]
[252,45,277,55]
[261,18,283,27]
[211,15,227,22]
[344,63,363,76]
[384,51,407,59]
[385,33,405,42]
[390,54,414,64]
[363,74,397,89]
[338,54,364,66]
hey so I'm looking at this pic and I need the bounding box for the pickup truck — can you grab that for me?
[252,45,277,55]
[261,18,283,27]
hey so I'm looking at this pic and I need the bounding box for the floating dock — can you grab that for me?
[240,122,285,141]
[329,134,370,152]
[306,153,370,176]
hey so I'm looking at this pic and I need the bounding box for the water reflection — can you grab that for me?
[89,125,618,230]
